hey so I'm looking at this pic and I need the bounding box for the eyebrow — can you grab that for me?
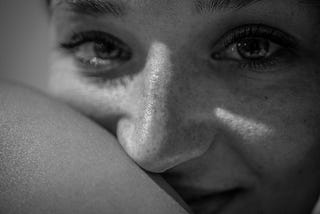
[49,0,264,17]
[194,0,261,12]
[49,0,126,17]
[48,0,320,17]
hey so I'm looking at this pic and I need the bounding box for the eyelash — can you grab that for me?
[58,24,298,84]
[211,24,298,72]
[60,31,130,54]
[59,31,132,82]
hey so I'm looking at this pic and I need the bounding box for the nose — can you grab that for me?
[117,42,216,172]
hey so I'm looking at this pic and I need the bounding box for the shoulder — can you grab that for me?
[0,82,189,214]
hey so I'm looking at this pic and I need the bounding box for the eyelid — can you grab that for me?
[59,30,133,65]
[58,30,133,71]
[60,30,131,52]
[209,24,301,73]
[213,24,299,51]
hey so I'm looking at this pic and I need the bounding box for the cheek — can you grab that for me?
[231,92,320,180]
[219,93,320,212]
[47,59,133,123]
[217,70,320,181]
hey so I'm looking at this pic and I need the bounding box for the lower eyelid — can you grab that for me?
[71,56,138,84]
[75,57,120,70]
[241,51,296,70]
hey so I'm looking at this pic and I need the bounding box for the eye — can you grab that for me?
[60,31,132,71]
[211,24,298,72]
[75,40,127,68]
[224,37,278,60]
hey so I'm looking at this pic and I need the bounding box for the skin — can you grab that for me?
[0,82,189,214]
[47,0,320,213]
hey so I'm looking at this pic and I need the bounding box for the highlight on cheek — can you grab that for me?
[214,108,273,140]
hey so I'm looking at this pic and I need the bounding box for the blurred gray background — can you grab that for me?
[0,0,49,89]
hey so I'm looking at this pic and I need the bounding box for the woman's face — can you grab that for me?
[47,0,320,213]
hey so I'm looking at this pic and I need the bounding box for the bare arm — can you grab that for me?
[0,82,190,214]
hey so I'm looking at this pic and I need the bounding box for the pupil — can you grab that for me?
[237,38,269,59]
[94,42,120,59]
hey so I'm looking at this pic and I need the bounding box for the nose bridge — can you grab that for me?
[131,42,212,172]
[140,42,179,153]
[144,42,174,103]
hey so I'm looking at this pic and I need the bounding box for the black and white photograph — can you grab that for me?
[1,0,320,213]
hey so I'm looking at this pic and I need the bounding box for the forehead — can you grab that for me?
[49,0,258,6]
[48,0,264,14]
[48,0,320,18]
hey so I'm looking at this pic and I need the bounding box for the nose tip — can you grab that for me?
[116,42,215,172]
[117,115,214,173]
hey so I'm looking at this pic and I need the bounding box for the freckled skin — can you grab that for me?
[47,0,320,213]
